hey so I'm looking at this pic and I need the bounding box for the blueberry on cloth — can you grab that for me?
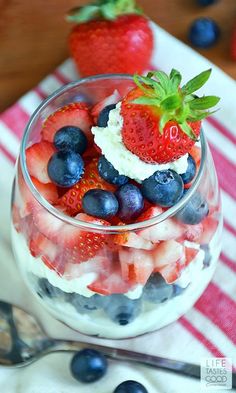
[113,380,148,393]
[70,348,108,383]
[188,18,220,48]
[197,0,218,5]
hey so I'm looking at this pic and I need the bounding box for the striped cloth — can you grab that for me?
[0,23,235,393]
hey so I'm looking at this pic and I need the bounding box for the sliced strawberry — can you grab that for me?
[31,177,58,204]
[41,255,66,276]
[88,268,131,295]
[119,248,153,285]
[183,222,203,242]
[41,102,94,143]
[152,240,185,283]
[91,90,121,123]
[59,157,115,216]
[137,207,184,243]
[29,231,57,259]
[26,141,56,184]
[185,244,199,266]
[198,216,218,244]
[113,231,154,250]
[136,205,163,221]
[12,204,21,232]
[65,255,111,279]
[32,207,109,261]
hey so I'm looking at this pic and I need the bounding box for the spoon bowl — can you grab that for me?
[0,300,235,388]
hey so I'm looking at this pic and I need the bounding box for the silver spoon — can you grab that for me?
[0,300,235,387]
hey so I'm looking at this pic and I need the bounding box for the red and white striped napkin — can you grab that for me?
[0,23,235,393]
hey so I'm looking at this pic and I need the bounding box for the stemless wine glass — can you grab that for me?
[11,75,222,339]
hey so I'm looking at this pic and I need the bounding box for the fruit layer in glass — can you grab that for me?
[11,74,222,339]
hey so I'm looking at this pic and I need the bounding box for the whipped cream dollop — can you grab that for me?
[91,103,188,183]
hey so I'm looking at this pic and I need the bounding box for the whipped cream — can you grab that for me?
[174,242,204,288]
[92,103,188,183]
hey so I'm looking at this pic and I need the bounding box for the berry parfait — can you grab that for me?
[11,71,222,339]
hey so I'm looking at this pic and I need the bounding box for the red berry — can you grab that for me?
[26,141,56,184]
[121,88,201,164]
[41,102,93,144]
[69,14,153,77]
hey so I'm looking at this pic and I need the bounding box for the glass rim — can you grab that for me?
[20,73,207,233]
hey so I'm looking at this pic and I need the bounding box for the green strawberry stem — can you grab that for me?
[132,69,220,139]
[67,0,142,23]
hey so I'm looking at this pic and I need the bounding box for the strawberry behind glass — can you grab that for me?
[11,75,222,339]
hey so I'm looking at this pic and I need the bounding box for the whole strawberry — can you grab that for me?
[67,0,153,77]
[121,69,220,164]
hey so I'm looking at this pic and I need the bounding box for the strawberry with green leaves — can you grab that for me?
[67,0,153,77]
[121,69,220,164]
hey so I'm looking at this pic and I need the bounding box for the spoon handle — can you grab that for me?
[52,340,200,379]
[51,340,236,387]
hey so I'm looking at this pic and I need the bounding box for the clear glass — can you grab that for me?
[11,75,222,339]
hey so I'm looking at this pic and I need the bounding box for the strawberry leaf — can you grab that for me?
[161,94,181,111]
[155,71,170,92]
[67,5,100,23]
[132,97,161,106]
[182,69,212,95]
[159,113,172,133]
[179,121,198,140]
[189,95,220,110]
[135,75,165,98]
[169,69,182,91]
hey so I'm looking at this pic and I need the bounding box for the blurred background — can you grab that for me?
[0,0,235,112]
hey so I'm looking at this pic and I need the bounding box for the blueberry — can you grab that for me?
[82,189,119,218]
[141,170,184,207]
[197,0,218,5]
[188,18,220,48]
[98,155,129,186]
[70,348,107,383]
[143,273,174,303]
[115,183,144,221]
[172,285,187,297]
[53,126,88,155]
[175,192,209,224]
[104,294,141,325]
[201,244,212,268]
[70,293,102,313]
[37,278,65,299]
[97,104,116,127]
[47,150,84,187]
[113,380,148,393]
[180,155,196,184]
